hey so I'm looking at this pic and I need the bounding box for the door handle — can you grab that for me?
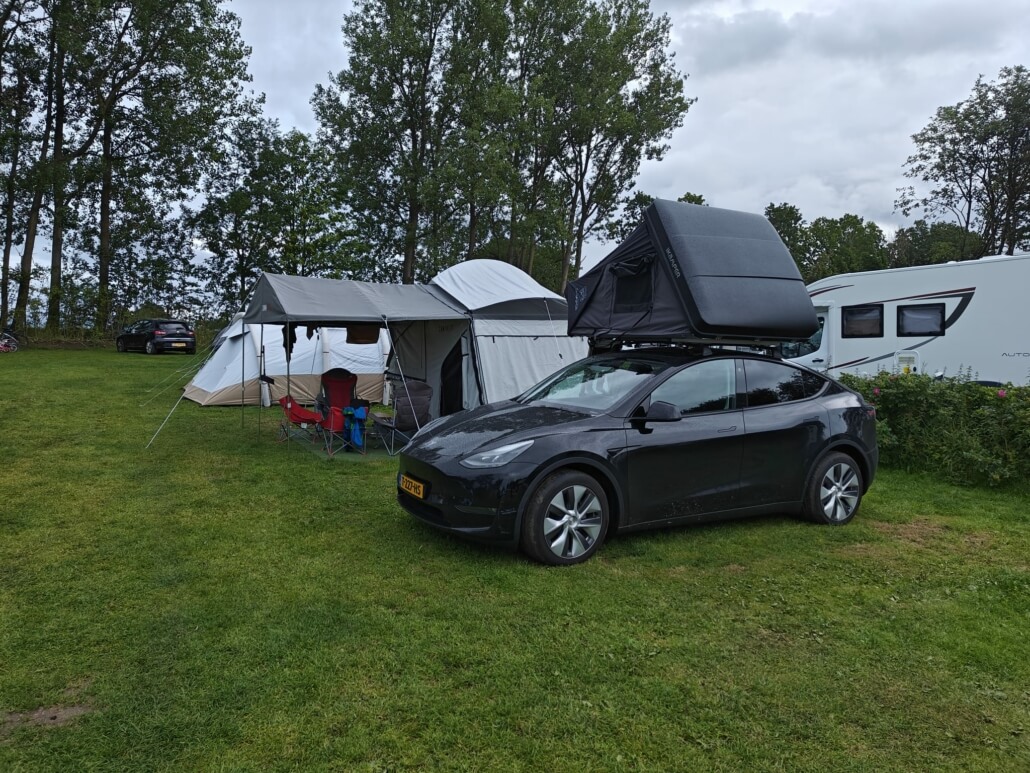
[717,426,737,433]
[811,358,824,363]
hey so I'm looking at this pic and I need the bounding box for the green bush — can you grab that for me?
[841,372,1030,487]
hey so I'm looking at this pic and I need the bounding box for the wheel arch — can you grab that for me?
[815,440,872,493]
[514,455,624,541]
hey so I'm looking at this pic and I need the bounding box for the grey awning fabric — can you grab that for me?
[241,273,467,326]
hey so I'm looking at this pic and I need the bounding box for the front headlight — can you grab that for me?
[460,439,535,469]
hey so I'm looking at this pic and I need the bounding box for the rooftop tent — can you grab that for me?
[566,199,819,345]
[389,260,589,416]
[183,321,389,407]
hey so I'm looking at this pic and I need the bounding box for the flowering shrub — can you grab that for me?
[840,371,1030,487]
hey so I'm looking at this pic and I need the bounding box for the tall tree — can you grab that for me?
[806,214,887,282]
[765,202,811,270]
[551,0,691,290]
[898,65,1030,257]
[314,0,461,284]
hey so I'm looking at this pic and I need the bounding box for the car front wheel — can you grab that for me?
[803,451,863,525]
[116,339,127,352]
[522,470,609,565]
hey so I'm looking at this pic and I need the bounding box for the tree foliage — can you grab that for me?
[898,65,1030,257]
[313,0,690,288]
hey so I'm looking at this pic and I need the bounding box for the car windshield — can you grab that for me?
[519,356,672,411]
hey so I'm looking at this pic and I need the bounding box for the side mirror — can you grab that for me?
[645,400,681,422]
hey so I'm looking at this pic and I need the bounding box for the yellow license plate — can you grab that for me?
[400,474,425,499]
[172,342,186,348]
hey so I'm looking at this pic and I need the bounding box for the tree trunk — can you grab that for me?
[96,115,115,330]
[13,20,56,332]
[1,111,21,325]
[403,201,419,284]
[45,42,67,332]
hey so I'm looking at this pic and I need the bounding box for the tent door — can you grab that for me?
[439,339,465,416]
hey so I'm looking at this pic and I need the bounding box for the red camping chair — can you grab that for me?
[316,368,357,417]
[277,395,323,443]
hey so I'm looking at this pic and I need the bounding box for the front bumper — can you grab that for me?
[396,454,537,546]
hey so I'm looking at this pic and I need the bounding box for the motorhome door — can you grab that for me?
[784,307,830,372]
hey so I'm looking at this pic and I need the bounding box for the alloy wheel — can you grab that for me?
[819,462,859,522]
[542,484,604,560]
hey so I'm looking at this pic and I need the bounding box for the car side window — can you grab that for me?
[649,359,737,415]
[743,359,812,406]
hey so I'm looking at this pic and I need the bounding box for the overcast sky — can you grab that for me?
[233,0,1030,238]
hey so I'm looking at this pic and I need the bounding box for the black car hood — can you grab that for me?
[406,401,593,460]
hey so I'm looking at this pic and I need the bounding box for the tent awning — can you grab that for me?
[241,273,467,327]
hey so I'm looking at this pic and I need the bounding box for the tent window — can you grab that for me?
[841,305,883,338]
[613,269,652,313]
[898,303,945,337]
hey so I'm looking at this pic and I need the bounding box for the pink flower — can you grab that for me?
[998,389,1007,398]
[873,387,881,396]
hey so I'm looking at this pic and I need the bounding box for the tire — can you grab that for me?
[521,470,609,565]
[145,340,158,355]
[803,451,863,525]
[116,339,127,352]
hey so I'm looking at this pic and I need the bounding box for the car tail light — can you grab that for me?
[154,330,166,336]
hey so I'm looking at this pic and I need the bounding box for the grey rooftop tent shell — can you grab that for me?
[566,199,818,344]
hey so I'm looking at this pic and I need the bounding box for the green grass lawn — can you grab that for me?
[1,350,1029,771]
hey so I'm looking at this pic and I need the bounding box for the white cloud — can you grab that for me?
[231,0,1030,233]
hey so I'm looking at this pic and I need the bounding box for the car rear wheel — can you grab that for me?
[145,340,157,355]
[522,470,608,565]
[803,452,863,525]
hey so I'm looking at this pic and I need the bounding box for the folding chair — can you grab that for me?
[370,379,433,455]
[277,395,323,443]
[315,368,357,417]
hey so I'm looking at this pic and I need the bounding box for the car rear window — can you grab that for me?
[159,323,190,333]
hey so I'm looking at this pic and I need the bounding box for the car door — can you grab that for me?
[124,321,143,349]
[739,359,829,507]
[622,358,744,527]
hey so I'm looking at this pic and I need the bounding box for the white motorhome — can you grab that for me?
[786,253,1030,385]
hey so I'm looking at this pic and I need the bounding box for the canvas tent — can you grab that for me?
[236,263,587,420]
[390,260,587,416]
[184,319,389,406]
[566,199,818,345]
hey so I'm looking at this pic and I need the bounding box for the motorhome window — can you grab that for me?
[841,305,883,338]
[898,304,945,337]
[612,266,652,313]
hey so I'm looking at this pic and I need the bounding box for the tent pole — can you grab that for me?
[466,312,488,407]
[242,322,248,429]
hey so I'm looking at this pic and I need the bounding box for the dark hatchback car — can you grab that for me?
[116,319,196,354]
[397,348,877,565]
